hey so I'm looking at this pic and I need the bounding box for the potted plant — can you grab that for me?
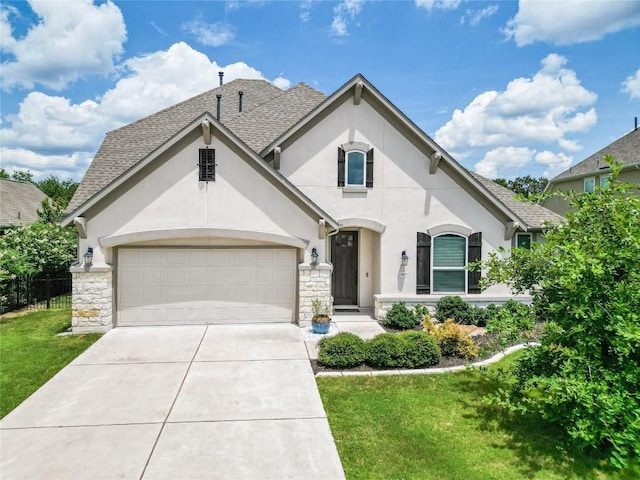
[311,298,332,334]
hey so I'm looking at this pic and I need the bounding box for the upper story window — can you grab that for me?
[338,145,374,188]
[199,148,215,182]
[347,151,365,185]
[584,178,595,193]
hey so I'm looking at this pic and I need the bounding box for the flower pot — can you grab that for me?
[312,315,331,334]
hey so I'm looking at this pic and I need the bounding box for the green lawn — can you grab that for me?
[317,352,640,480]
[0,308,102,418]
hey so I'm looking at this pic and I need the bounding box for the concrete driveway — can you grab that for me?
[0,324,345,480]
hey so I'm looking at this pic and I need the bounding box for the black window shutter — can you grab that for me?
[467,232,482,294]
[199,148,215,181]
[366,148,374,188]
[337,147,345,187]
[417,232,431,294]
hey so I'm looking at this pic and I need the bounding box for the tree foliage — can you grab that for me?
[0,169,78,210]
[482,157,640,467]
[0,222,77,277]
[493,175,548,200]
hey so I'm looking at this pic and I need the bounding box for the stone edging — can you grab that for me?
[315,342,540,377]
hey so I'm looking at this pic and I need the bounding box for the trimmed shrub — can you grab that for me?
[435,296,474,324]
[398,330,441,368]
[425,319,479,359]
[366,333,406,368]
[317,332,367,369]
[470,304,498,327]
[382,301,418,330]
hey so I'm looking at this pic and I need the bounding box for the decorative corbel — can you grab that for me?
[318,219,326,239]
[429,152,442,174]
[354,81,364,105]
[74,217,87,239]
[201,119,212,145]
[504,221,519,240]
[273,146,281,170]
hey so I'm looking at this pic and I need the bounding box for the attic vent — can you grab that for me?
[199,148,215,182]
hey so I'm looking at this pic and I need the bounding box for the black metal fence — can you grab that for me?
[0,271,72,314]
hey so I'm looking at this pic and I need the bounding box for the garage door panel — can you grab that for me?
[117,248,296,326]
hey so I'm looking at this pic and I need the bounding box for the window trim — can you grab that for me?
[584,177,595,193]
[515,232,532,249]
[431,233,468,294]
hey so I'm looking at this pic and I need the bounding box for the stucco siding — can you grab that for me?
[279,97,514,300]
[80,133,320,265]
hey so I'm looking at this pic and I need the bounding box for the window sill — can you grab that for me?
[342,185,368,193]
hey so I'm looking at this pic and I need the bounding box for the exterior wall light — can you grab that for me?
[401,250,409,267]
[84,247,94,266]
[311,247,319,264]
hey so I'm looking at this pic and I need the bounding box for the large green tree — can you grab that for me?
[493,175,548,200]
[482,157,639,467]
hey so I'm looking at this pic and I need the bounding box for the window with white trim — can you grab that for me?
[515,232,532,249]
[432,234,467,293]
[584,178,595,193]
[600,175,611,189]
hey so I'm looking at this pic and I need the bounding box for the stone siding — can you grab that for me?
[298,263,333,324]
[71,266,113,333]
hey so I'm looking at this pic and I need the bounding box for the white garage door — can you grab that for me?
[117,248,297,326]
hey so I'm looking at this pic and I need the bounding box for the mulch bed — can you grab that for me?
[311,325,542,375]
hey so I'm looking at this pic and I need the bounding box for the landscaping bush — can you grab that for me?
[366,333,406,368]
[469,304,496,327]
[486,300,535,351]
[317,332,367,369]
[435,296,474,324]
[382,301,417,330]
[398,331,440,368]
[424,319,479,359]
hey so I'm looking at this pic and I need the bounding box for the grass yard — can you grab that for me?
[0,308,101,418]
[317,352,640,480]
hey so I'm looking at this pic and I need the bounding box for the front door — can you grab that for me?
[331,231,358,305]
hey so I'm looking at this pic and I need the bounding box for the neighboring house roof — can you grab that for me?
[0,179,48,227]
[551,128,640,182]
[67,73,559,232]
[470,172,564,229]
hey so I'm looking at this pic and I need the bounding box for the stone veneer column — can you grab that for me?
[298,262,333,325]
[70,265,113,334]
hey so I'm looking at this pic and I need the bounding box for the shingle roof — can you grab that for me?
[67,79,326,212]
[0,179,49,227]
[470,172,564,229]
[552,128,640,182]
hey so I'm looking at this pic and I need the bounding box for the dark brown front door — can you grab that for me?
[331,231,358,305]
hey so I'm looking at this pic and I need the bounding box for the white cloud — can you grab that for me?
[474,147,535,178]
[534,150,573,177]
[300,0,313,22]
[435,54,597,156]
[504,0,640,46]
[181,17,235,47]
[0,42,291,179]
[273,76,291,90]
[1,0,126,91]
[462,5,498,26]
[0,147,92,181]
[415,0,462,10]
[331,0,365,37]
[622,68,640,99]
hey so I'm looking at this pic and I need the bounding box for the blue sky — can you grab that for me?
[1,0,639,182]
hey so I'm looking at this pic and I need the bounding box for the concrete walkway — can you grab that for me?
[0,324,345,480]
